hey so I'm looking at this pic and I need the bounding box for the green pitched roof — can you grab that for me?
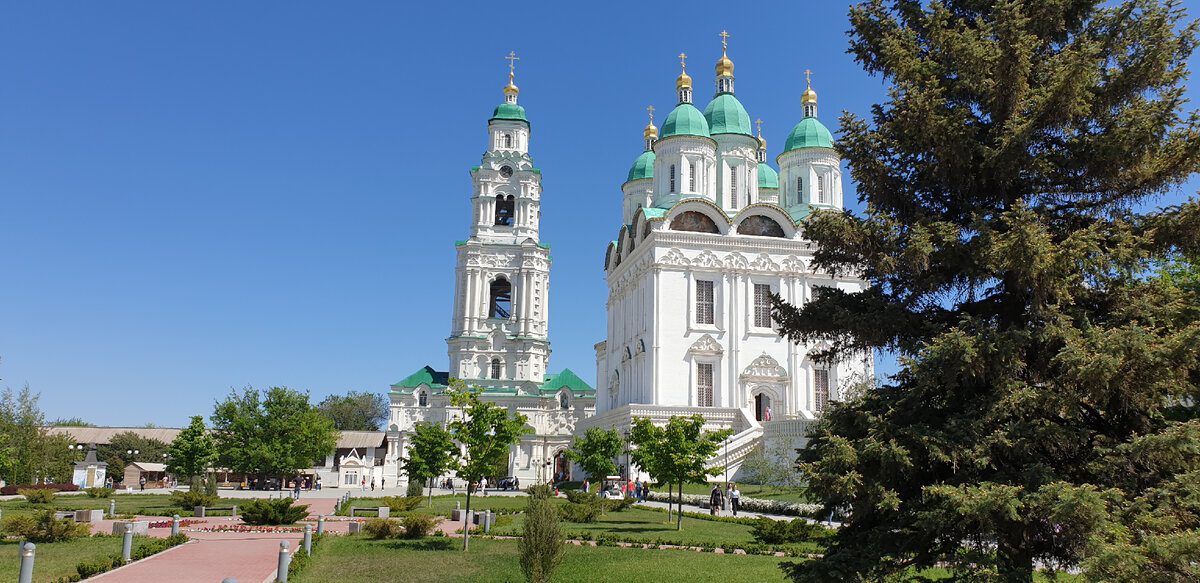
[784,116,834,151]
[490,103,528,124]
[757,162,779,188]
[540,368,594,394]
[639,207,667,220]
[702,93,752,135]
[392,365,449,389]
[660,103,710,138]
[626,150,655,181]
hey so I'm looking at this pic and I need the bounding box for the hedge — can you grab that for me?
[1,483,80,496]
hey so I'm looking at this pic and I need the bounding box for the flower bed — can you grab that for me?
[149,519,205,528]
[190,524,306,534]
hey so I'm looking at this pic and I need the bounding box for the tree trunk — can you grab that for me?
[427,476,434,508]
[462,483,472,551]
[666,482,672,523]
[997,528,1034,583]
[676,481,683,530]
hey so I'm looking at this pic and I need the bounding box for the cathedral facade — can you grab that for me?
[387,62,595,488]
[584,38,872,479]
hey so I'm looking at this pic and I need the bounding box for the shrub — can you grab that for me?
[526,484,552,499]
[204,477,218,497]
[131,537,170,560]
[0,483,79,496]
[170,489,218,509]
[559,501,603,523]
[362,518,402,539]
[239,497,309,525]
[12,510,92,543]
[75,555,124,578]
[603,496,636,512]
[519,494,564,583]
[751,516,824,544]
[18,488,56,504]
[83,486,115,498]
[400,514,440,539]
[564,490,595,504]
[380,495,423,512]
[2,513,37,536]
[406,479,424,497]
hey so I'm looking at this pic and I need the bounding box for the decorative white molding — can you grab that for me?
[741,353,789,380]
[688,333,724,355]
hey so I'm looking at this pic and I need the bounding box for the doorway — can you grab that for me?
[755,393,772,422]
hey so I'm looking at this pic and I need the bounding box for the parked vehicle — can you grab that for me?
[497,476,519,490]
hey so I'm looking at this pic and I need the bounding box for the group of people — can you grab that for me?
[709,483,742,516]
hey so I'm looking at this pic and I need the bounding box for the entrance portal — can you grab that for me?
[755,393,772,422]
[553,451,571,483]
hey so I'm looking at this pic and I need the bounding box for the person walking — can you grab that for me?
[139,475,146,491]
[360,477,366,492]
[709,483,724,516]
[634,478,642,502]
[730,484,741,516]
[371,477,376,491]
[293,478,301,500]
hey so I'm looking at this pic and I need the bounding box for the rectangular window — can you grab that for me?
[689,164,696,191]
[730,168,738,207]
[797,176,803,202]
[695,280,714,325]
[814,369,829,411]
[697,363,714,407]
[670,165,676,193]
[753,283,772,328]
[817,175,826,203]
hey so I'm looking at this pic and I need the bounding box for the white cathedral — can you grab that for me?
[387,38,870,487]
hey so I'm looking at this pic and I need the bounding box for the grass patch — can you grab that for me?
[0,493,243,520]
[0,535,128,583]
[340,494,530,517]
[664,482,811,504]
[290,534,795,583]
[493,506,762,546]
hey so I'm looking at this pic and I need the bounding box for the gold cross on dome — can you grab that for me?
[804,68,812,88]
[719,30,730,50]
[647,105,655,124]
[755,118,763,136]
[506,51,520,79]
[678,52,687,70]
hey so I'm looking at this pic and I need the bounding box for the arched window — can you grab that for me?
[559,392,569,409]
[669,164,676,193]
[504,133,513,148]
[737,215,786,237]
[417,390,428,407]
[494,195,514,226]
[669,211,720,234]
[491,358,502,379]
[489,278,511,318]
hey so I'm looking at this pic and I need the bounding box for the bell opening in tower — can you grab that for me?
[489,278,512,319]
[494,195,514,226]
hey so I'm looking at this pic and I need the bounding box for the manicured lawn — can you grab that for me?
[291,534,795,583]
[0,535,128,583]
[0,493,243,519]
[493,506,763,546]
[341,494,531,517]
[668,482,811,504]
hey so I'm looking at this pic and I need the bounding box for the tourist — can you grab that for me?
[371,477,375,491]
[634,478,642,502]
[360,477,366,492]
[641,481,649,501]
[139,475,146,491]
[730,484,741,516]
[315,476,322,491]
[709,483,723,516]
[480,476,488,495]
[581,478,588,492]
[381,476,385,490]
[293,479,301,500]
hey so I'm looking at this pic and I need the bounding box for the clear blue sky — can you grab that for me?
[3,2,1197,426]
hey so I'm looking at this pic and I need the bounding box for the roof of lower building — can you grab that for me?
[757,162,779,188]
[540,368,594,394]
[392,365,450,389]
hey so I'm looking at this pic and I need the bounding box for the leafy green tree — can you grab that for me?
[48,417,93,427]
[402,421,458,506]
[564,426,622,485]
[0,386,78,485]
[315,390,388,431]
[629,415,731,530]
[769,1,1200,581]
[210,386,339,487]
[166,415,217,491]
[446,379,528,550]
[98,431,168,471]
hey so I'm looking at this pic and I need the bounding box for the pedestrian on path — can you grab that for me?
[730,484,741,516]
[371,478,375,491]
[709,484,724,516]
[360,477,366,492]
[293,479,301,500]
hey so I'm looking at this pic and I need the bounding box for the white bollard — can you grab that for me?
[121,526,133,562]
[316,514,325,535]
[276,540,290,583]
[303,524,312,554]
[109,499,116,517]
[171,514,180,536]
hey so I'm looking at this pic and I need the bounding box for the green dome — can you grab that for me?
[626,150,655,181]
[783,116,834,151]
[757,162,778,188]
[703,93,752,135]
[660,103,710,138]
[490,103,528,124]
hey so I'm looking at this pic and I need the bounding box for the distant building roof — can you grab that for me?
[47,426,182,444]
[335,431,386,449]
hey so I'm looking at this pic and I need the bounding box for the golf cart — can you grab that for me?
[599,475,625,500]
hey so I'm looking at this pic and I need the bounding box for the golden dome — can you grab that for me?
[801,68,816,102]
[675,52,692,89]
[644,122,658,139]
[504,71,519,95]
[715,51,733,77]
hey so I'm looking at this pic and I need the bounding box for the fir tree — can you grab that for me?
[773,1,1200,581]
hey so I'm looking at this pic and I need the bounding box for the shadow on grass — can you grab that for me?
[384,538,456,551]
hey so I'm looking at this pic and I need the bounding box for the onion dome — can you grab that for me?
[490,103,528,123]
[661,103,710,137]
[627,150,655,181]
[703,93,752,135]
[676,67,692,90]
[757,162,779,188]
[783,117,833,150]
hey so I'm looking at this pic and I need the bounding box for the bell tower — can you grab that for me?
[447,53,552,389]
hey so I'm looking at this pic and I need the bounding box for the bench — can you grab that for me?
[53,510,75,521]
[194,505,238,518]
[349,506,390,518]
